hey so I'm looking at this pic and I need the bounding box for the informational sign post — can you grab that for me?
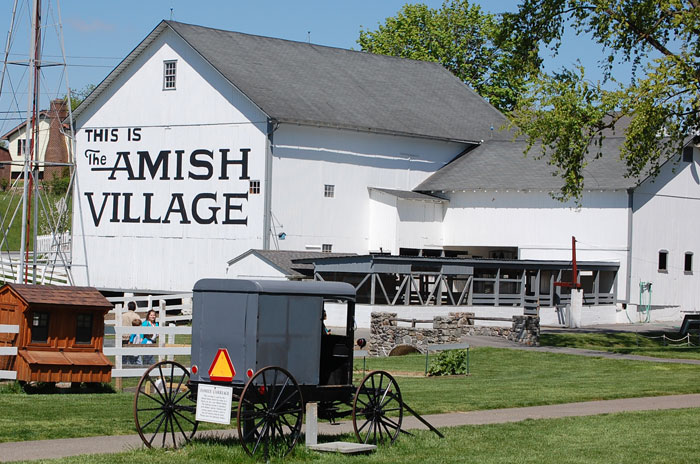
[195,384,233,424]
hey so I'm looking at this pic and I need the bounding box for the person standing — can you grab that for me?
[140,309,159,366]
[121,302,140,365]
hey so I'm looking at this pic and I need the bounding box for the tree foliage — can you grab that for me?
[67,84,96,112]
[358,1,539,112]
[505,0,700,200]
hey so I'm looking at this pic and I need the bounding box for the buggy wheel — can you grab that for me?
[133,360,198,448]
[237,366,303,459]
[352,370,403,445]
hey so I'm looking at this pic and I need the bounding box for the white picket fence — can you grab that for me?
[106,293,193,326]
[35,233,71,253]
[0,324,19,380]
[104,325,192,378]
[106,295,193,378]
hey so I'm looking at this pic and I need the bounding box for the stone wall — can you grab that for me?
[369,312,539,357]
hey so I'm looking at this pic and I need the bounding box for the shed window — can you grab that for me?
[76,314,93,344]
[163,60,177,90]
[249,180,260,194]
[685,252,693,273]
[324,184,334,198]
[658,250,668,272]
[31,312,49,343]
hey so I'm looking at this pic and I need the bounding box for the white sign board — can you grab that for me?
[195,384,233,424]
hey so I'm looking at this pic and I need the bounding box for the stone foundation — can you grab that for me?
[369,312,539,356]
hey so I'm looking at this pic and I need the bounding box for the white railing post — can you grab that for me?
[114,303,123,373]
[168,323,175,361]
[158,300,166,363]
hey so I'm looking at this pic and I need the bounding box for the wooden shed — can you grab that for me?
[0,284,113,383]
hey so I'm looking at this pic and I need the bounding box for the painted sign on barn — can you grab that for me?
[71,30,269,290]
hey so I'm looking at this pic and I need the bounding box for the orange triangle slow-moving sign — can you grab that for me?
[208,348,235,382]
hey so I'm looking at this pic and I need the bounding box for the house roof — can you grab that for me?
[74,20,510,144]
[1,111,51,140]
[415,137,642,192]
[227,250,357,278]
[369,187,447,202]
[4,284,113,310]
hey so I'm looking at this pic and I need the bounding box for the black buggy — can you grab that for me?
[133,279,415,458]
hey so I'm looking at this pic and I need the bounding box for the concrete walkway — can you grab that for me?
[2,393,700,462]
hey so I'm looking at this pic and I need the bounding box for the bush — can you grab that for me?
[0,381,23,394]
[0,178,8,192]
[428,349,468,376]
[47,167,71,195]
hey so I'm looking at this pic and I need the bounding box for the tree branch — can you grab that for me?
[601,6,675,58]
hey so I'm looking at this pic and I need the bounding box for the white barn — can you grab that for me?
[71,20,700,321]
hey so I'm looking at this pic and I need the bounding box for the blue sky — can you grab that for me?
[0,0,623,133]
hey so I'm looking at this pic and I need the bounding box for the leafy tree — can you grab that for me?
[504,0,699,201]
[358,1,539,113]
[67,84,96,112]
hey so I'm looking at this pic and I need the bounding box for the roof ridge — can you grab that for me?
[165,20,454,69]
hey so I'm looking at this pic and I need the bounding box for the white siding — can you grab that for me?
[442,190,629,299]
[226,254,287,280]
[368,190,398,253]
[72,28,268,291]
[396,199,445,251]
[630,149,700,310]
[270,125,464,254]
[5,118,55,175]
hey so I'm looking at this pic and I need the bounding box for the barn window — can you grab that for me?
[322,244,332,253]
[75,314,93,344]
[18,139,27,156]
[249,180,261,194]
[163,60,177,90]
[658,250,668,272]
[685,252,693,273]
[31,312,49,343]
[324,184,334,198]
[683,146,693,163]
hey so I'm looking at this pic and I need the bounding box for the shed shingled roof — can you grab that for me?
[74,20,510,144]
[228,250,356,277]
[5,284,112,309]
[415,138,642,192]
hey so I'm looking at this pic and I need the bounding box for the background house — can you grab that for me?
[0,99,71,180]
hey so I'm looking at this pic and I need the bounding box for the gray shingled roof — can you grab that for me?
[228,250,356,277]
[415,138,643,192]
[74,20,509,144]
[369,188,447,202]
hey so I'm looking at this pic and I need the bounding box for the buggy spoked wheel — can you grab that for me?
[352,370,403,445]
[133,360,198,448]
[237,366,303,459]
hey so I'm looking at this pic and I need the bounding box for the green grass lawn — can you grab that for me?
[3,347,700,443]
[540,331,700,359]
[0,189,71,251]
[14,408,700,464]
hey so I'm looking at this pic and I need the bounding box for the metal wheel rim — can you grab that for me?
[352,370,403,445]
[133,360,198,448]
[236,366,304,459]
